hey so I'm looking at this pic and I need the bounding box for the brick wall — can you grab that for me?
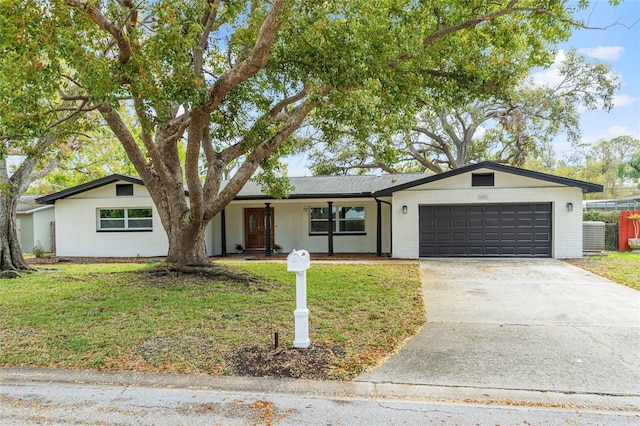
[391,170,584,259]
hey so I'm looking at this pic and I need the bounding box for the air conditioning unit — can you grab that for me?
[583,221,605,255]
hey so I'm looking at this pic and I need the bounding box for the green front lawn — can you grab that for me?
[0,262,424,379]
[567,252,640,291]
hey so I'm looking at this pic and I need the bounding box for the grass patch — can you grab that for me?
[567,252,640,291]
[0,262,424,380]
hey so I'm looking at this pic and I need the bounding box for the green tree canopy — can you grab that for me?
[1,1,99,273]
[526,135,640,199]
[2,0,599,268]
[307,49,620,175]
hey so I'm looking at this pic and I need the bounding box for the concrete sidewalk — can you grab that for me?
[356,259,640,398]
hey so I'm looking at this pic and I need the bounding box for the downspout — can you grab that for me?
[375,197,392,257]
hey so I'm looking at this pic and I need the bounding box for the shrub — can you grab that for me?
[32,241,46,258]
[583,210,620,224]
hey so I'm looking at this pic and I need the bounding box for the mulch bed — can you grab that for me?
[227,344,345,380]
[25,253,408,264]
[25,256,166,264]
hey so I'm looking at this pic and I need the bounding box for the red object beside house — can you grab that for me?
[618,210,640,251]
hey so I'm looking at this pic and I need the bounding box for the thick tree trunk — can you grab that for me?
[164,216,211,266]
[0,195,28,272]
[1,134,61,274]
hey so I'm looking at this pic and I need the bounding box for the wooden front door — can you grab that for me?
[244,207,274,249]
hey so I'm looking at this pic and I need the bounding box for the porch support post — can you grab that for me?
[221,208,227,257]
[327,201,334,256]
[265,202,272,257]
[389,203,393,256]
[376,199,382,256]
[376,198,393,257]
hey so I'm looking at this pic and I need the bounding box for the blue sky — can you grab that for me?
[539,0,640,158]
[286,1,640,176]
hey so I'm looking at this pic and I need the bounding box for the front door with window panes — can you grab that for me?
[244,207,274,249]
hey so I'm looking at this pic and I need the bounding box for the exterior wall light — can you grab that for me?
[566,202,573,212]
[402,205,408,214]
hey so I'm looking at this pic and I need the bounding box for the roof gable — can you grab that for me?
[373,162,603,195]
[36,175,144,204]
[35,162,603,205]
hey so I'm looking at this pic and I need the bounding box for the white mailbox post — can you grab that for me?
[287,249,311,348]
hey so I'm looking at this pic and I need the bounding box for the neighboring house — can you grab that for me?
[583,196,640,211]
[16,195,55,253]
[36,162,602,259]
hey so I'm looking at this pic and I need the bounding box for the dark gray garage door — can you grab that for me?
[419,203,551,257]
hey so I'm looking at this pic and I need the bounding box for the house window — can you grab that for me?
[472,173,495,187]
[98,208,153,231]
[309,206,365,235]
[116,184,134,196]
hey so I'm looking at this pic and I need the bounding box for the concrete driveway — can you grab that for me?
[356,259,640,396]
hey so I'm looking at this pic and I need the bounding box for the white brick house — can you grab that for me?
[37,162,602,259]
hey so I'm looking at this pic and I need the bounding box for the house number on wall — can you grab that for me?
[478,194,489,200]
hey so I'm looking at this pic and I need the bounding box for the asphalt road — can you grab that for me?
[2,380,638,425]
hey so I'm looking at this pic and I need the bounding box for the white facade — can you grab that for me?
[45,164,597,259]
[54,181,214,257]
[17,205,55,253]
[391,168,585,259]
[52,180,391,257]
[216,198,391,255]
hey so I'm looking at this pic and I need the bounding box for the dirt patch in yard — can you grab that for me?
[227,344,345,380]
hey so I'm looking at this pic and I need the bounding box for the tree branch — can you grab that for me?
[422,1,558,48]
[217,87,309,165]
[204,0,286,113]
[194,0,221,78]
[45,101,99,131]
[66,0,133,64]
[407,143,443,174]
[11,133,58,195]
[98,105,158,185]
[205,98,317,219]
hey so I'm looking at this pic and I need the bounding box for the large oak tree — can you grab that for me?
[4,0,594,268]
[308,49,620,175]
[0,3,97,273]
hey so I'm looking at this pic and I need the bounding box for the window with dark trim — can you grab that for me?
[97,207,153,231]
[472,173,495,187]
[309,206,365,235]
[116,184,134,196]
